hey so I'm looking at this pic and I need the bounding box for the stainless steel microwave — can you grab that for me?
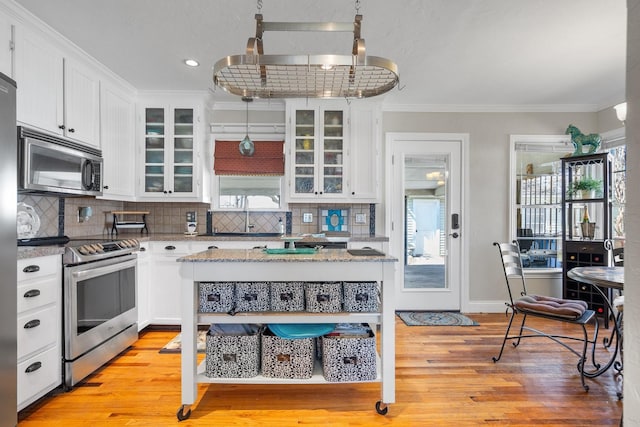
[18,126,103,196]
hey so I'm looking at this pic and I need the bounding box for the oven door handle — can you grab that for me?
[69,256,137,282]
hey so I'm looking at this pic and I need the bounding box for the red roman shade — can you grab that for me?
[214,140,285,175]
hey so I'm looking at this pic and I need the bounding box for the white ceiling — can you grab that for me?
[14,0,627,111]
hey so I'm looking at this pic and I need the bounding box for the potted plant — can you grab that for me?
[570,177,602,199]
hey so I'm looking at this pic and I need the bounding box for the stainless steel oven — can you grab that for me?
[62,239,139,388]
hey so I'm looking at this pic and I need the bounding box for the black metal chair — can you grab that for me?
[492,241,599,391]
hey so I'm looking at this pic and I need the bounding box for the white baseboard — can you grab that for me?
[462,300,509,313]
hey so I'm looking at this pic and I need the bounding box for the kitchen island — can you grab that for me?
[176,248,397,421]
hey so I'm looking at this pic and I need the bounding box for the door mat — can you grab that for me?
[159,331,207,353]
[397,311,479,326]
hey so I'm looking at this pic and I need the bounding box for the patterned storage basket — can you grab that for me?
[270,282,305,312]
[205,324,261,378]
[235,282,270,312]
[199,282,235,313]
[342,281,379,312]
[261,329,315,379]
[321,325,377,382]
[304,282,343,313]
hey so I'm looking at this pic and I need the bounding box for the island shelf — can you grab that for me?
[176,249,397,421]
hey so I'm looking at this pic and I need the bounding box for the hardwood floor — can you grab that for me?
[18,314,623,426]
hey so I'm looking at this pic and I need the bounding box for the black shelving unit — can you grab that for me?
[561,152,613,327]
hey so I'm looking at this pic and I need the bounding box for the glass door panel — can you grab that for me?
[294,110,316,195]
[404,155,448,290]
[322,110,343,194]
[144,108,165,192]
[172,108,194,194]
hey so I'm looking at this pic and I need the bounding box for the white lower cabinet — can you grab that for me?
[149,242,191,324]
[136,242,151,331]
[149,240,284,324]
[16,255,62,411]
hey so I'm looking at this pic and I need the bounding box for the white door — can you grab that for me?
[387,133,465,310]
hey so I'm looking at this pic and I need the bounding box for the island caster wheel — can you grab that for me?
[375,401,388,415]
[177,405,192,421]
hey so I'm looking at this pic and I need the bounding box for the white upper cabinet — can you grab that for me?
[14,24,100,148]
[286,100,381,203]
[99,82,136,200]
[287,101,349,202]
[63,58,100,147]
[0,11,12,77]
[14,24,63,135]
[348,102,381,202]
[138,100,207,202]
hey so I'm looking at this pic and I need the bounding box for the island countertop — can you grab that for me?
[177,248,397,263]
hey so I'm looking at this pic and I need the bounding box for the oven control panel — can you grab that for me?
[64,239,140,265]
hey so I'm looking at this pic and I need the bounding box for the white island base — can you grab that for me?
[177,249,397,421]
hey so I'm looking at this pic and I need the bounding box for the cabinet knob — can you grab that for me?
[139,247,146,252]
[23,265,40,273]
[352,192,355,195]
[208,246,218,250]
[58,124,65,130]
[103,185,110,190]
[164,245,176,251]
[68,128,75,133]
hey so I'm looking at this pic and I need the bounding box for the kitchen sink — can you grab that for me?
[208,232,283,237]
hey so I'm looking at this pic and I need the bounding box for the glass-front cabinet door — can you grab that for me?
[144,108,166,193]
[289,103,347,200]
[293,109,316,195]
[142,106,195,197]
[172,108,194,193]
[322,110,344,195]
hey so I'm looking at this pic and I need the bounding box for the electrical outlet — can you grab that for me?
[303,213,313,223]
[355,213,367,224]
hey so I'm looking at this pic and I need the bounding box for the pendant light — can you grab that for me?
[239,97,255,156]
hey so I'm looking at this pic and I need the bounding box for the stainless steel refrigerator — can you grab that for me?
[0,72,17,426]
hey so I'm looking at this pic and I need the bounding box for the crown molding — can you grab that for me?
[380,103,602,113]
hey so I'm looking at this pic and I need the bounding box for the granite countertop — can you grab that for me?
[177,248,397,263]
[17,233,390,260]
[18,246,65,260]
[140,233,389,243]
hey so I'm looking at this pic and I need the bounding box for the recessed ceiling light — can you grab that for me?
[184,59,199,67]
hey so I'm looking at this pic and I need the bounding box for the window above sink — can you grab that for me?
[216,176,282,210]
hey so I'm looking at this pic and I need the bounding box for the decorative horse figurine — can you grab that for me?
[565,124,601,156]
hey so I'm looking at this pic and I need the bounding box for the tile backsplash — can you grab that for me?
[17,194,62,238]
[17,195,376,238]
[288,203,374,236]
